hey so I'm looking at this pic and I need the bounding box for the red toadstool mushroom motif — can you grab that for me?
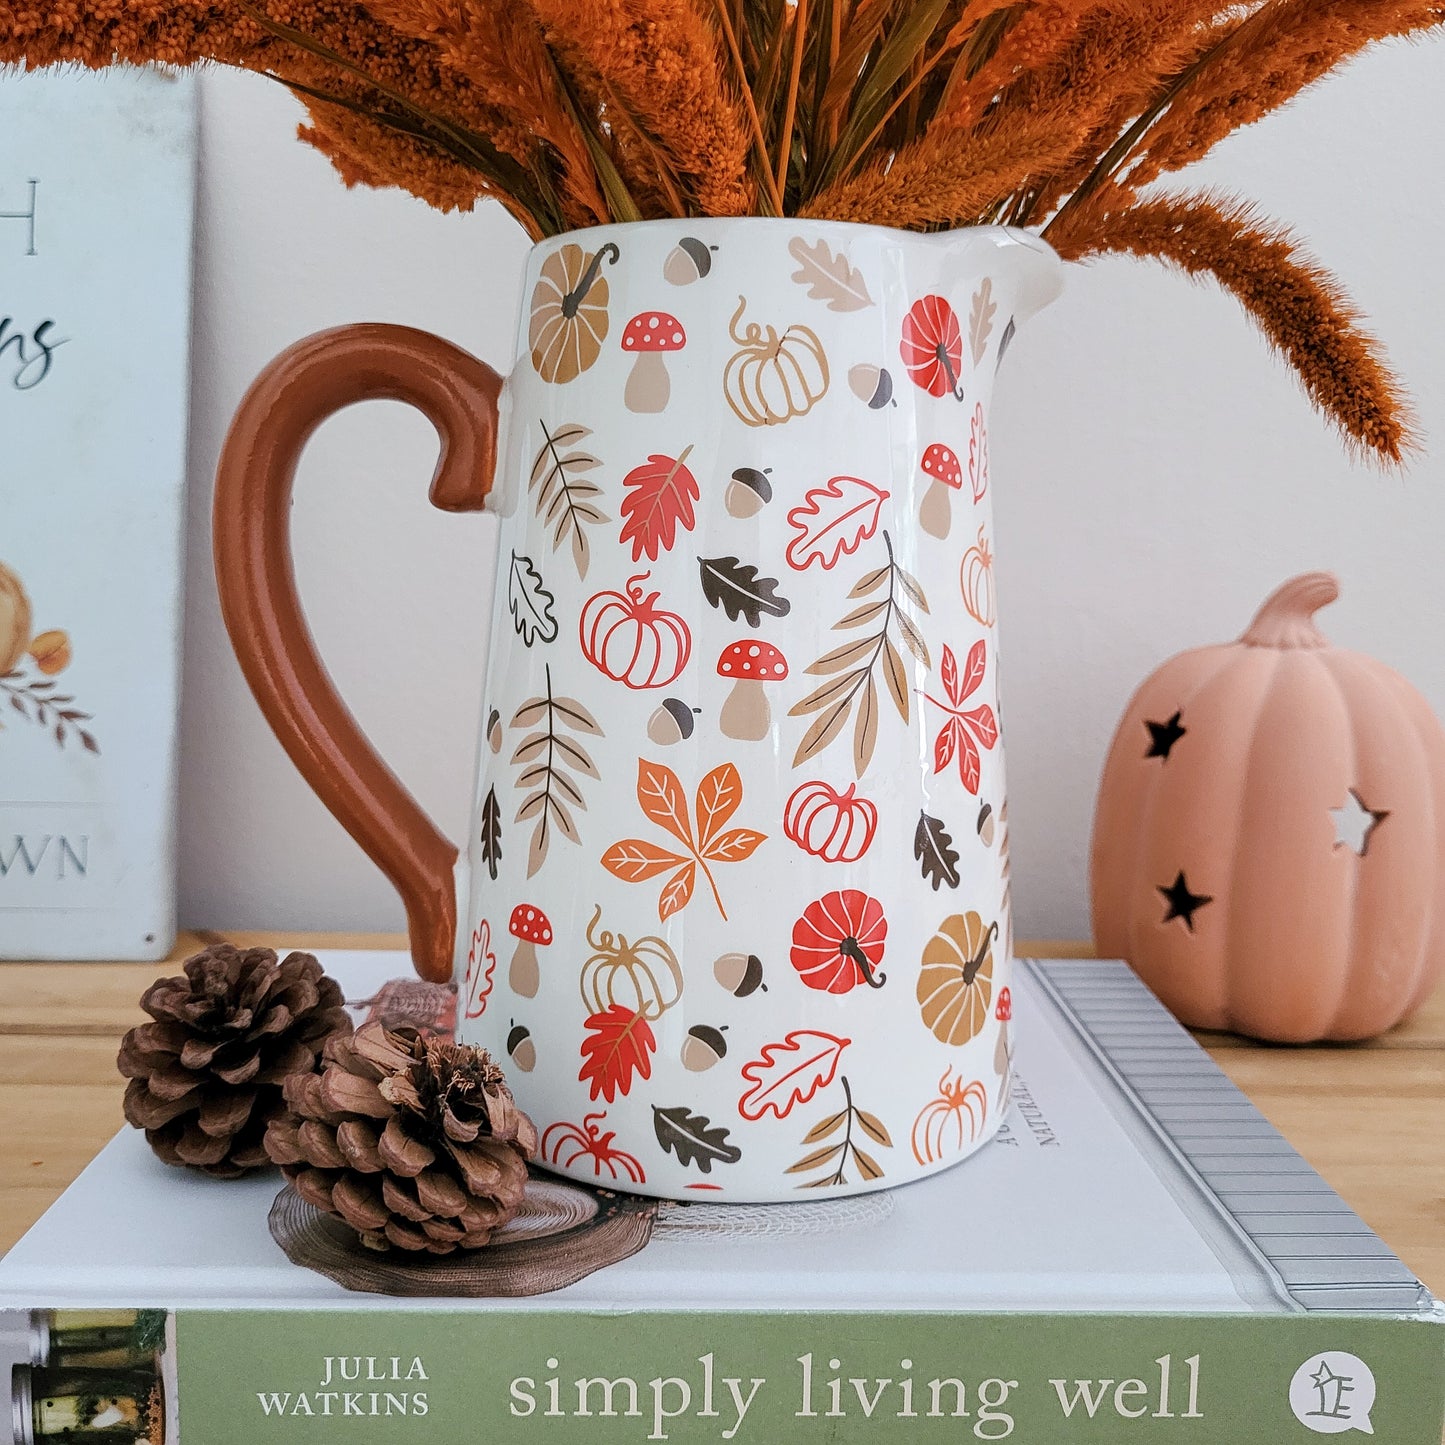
[996,985,1012,1022]
[717,639,789,740]
[918,442,963,539]
[622,311,686,413]
[508,904,553,999]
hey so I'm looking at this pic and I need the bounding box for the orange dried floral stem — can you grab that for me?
[597,72,689,216]
[1053,190,1415,464]
[775,0,808,201]
[710,0,785,214]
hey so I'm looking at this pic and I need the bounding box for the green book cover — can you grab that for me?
[1,951,1440,1442]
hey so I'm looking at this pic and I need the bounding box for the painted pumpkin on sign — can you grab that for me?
[723,296,829,426]
[0,560,32,673]
[1091,572,1445,1042]
[784,780,878,863]
[579,574,692,690]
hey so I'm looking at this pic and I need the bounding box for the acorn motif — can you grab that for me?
[487,708,503,754]
[507,1023,536,1073]
[848,363,895,409]
[713,951,766,997]
[647,697,699,746]
[977,801,996,847]
[725,467,773,519]
[664,236,716,285]
[681,1024,727,1072]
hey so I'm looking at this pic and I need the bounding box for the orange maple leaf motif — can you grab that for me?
[601,759,767,921]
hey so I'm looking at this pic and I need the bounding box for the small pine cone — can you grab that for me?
[266,1022,538,1254]
[117,945,351,1179]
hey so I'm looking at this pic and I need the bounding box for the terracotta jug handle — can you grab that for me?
[212,324,503,983]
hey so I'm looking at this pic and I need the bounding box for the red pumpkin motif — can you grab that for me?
[579,573,691,690]
[541,1112,646,1184]
[900,295,964,400]
[784,780,878,863]
[791,890,888,993]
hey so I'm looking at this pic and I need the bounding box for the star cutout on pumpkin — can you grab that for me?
[1144,710,1187,760]
[1331,789,1388,857]
[1158,870,1213,932]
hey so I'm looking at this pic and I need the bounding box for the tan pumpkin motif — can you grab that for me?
[528,241,620,383]
[1092,571,1445,1042]
[783,779,878,863]
[916,910,996,1045]
[722,295,829,427]
[0,560,33,674]
[579,574,691,690]
[960,525,996,629]
[579,906,684,1021]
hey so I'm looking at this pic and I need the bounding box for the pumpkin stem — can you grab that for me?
[1240,572,1340,650]
[562,242,619,319]
[840,936,886,989]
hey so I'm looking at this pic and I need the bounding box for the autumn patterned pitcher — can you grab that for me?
[213,219,1062,1201]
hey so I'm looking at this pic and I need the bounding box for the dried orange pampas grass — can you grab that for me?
[1,0,1439,459]
[1052,192,1415,463]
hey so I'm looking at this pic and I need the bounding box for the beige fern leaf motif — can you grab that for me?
[529,420,610,581]
[510,664,603,877]
[789,530,930,778]
[787,236,875,312]
[968,278,996,367]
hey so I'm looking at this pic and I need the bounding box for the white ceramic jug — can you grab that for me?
[213,218,1061,1201]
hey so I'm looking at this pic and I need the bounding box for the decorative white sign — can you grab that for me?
[0,67,196,959]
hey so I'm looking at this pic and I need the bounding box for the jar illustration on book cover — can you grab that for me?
[11,1365,162,1445]
[214,220,1061,1201]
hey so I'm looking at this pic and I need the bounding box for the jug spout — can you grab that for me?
[940,225,1063,329]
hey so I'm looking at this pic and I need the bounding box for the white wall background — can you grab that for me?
[178,39,1445,941]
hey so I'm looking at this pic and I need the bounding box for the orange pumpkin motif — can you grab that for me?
[783,780,878,863]
[579,573,692,690]
[960,525,995,629]
[910,1070,988,1164]
[1092,571,1445,1042]
[528,242,620,383]
[917,910,996,1045]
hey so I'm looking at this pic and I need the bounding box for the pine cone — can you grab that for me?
[266,1022,538,1254]
[117,945,351,1179]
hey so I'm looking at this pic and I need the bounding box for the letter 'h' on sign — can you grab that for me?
[1,180,38,255]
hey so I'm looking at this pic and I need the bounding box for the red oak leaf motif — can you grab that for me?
[579,1004,657,1103]
[919,639,997,795]
[618,447,699,562]
[738,1030,851,1120]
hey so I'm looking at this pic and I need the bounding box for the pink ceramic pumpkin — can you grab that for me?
[1091,572,1445,1042]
